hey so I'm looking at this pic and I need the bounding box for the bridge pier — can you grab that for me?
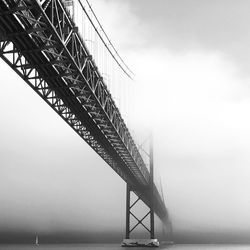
[121,135,159,247]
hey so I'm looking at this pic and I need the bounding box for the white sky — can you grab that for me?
[1,0,250,243]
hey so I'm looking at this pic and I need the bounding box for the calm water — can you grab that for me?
[0,244,250,250]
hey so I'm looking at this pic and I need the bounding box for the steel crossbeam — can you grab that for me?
[0,0,167,221]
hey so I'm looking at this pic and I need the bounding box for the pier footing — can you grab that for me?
[121,239,159,247]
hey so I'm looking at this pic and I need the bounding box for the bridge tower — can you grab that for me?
[122,134,159,247]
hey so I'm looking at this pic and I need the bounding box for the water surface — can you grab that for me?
[1,244,250,250]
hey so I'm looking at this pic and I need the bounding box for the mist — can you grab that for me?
[1,0,250,244]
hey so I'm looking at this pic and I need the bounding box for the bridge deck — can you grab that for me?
[0,0,167,221]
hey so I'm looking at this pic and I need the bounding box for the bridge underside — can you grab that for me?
[0,0,167,222]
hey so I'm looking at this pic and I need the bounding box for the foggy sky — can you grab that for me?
[1,0,250,244]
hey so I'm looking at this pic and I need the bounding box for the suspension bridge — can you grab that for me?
[0,0,169,246]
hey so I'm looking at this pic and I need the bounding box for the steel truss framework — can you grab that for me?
[0,0,167,220]
[125,185,155,239]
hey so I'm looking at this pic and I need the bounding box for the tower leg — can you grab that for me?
[125,184,130,239]
[150,133,155,240]
[150,205,155,239]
